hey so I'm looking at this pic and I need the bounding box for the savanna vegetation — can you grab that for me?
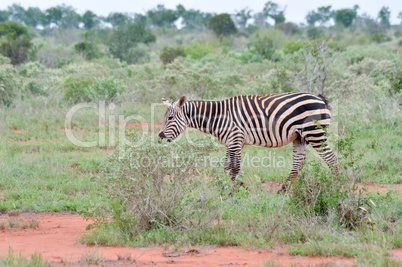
[0,2,401,265]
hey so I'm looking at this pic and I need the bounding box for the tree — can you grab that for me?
[43,6,63,27]
[378,7,391,27]
[176,4,185,17]
[24,7,43,27]
[277,22,299,35]
[318,6,333,25]
[59,5,80,29]
[108,19,156,63]
[263,1,286,25]
[177,6,211,30]
[82,10,99,29]
[334,8,357,27]
[7,4,26,24]
[0,21,32,65]
[398,11,402,24]
[306,6,332,26]
[235,8,252,29]
[43,5,80,28]
[306,11,321,26]
[147,4,178,28]
[208,13,237,36]
[0,10,10,22]
[354,13,382,34]
[253,12,268,27]
[106,12,128,28]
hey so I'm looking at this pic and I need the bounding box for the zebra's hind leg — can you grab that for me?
[224,149,231,171]
[225,144,245,188]
[309,139,339,177]
[278,136,307,193]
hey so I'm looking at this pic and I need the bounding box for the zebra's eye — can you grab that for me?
[168,116,174,120]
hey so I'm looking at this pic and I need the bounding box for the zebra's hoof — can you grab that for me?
[239,184,249,192]
[277,183,290,194]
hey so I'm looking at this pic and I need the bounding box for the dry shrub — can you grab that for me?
[98,135,217,236]
[0,63,21,107]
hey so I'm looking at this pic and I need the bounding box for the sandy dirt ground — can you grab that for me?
[0,212,355,267]
[0,209,400,267]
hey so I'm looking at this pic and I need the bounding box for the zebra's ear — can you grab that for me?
[178,95,186,108]
[162,98,171,107]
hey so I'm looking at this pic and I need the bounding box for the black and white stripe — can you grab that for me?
[159,92,338,189]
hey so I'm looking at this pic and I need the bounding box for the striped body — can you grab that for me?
[159,92,338,189]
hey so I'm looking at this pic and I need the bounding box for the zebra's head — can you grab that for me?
[158,96,187,142]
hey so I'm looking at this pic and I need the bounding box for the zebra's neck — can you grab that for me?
[183,100,229,137]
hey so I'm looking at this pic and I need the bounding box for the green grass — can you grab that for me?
[0,137,106,212]
[0,249,47,267]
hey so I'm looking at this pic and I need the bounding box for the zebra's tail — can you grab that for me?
[317,94,332,110]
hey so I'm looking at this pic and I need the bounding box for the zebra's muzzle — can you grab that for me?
[158,131,172,142]
[158,131,166,139]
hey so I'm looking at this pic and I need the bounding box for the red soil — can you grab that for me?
[0,212,359,266]
[125,121,163,129]
[12,129,27,134]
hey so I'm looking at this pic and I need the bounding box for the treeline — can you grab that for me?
[0,2,401,30]
[0,1,401,67]
[0,3,212,30]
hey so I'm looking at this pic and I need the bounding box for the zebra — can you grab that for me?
[158,92,338,191]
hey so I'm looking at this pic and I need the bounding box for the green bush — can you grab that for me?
[387,69,402,102]
[276,22,299,35]
[63,76,125,103]
[208,13,237,37]
[246,24,259,35]
[0,21,32,65]
[244,29,287,61]
[306,27,325,39]
[18,62,44,77]
[370,33,392,43]
[267,67,293,92]
[108,20,156,63]
[235,49,265,63]
[85,76,126,102]
[74,41,101,60]
[63,77,92,103]
[0,54,11,64]
[184,41,212,60]
[125,45,150,64]
[327,41,346,52]
[160,46,186,65]
[394,30,402,38]
[35,42,75,68]
[283,40,304,54]
[254,34,276,60]
[27,81,48,96]
[0,64,20,107]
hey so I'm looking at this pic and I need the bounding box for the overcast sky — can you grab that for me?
[0,0,401,24]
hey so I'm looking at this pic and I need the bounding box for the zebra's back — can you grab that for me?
[227,92,332,148]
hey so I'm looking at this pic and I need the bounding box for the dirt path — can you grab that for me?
[0,213,357,267]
